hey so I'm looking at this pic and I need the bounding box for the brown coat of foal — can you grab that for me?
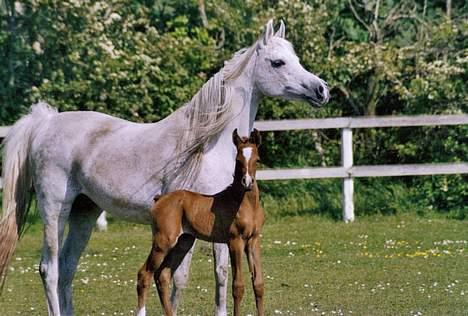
[136,129,265,316]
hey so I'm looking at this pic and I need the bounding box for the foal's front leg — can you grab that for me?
[246,236,264,316]
[229,237,246,316]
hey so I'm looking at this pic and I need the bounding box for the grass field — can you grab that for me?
[0,214,466,316]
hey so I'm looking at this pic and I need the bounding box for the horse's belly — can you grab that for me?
[81,180,156,224]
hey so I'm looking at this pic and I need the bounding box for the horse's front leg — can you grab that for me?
[229,237,246,316]
[171,240,196,315]
[213,242,229,316]
[246,236,264,316]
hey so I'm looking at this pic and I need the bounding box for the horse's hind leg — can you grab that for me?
[36,187,75,315]
[59,195,101,315]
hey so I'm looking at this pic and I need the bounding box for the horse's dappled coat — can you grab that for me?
[0,19,329,316]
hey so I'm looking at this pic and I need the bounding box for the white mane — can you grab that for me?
[161,42,259,191]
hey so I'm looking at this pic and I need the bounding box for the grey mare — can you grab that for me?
[0,20,329,315]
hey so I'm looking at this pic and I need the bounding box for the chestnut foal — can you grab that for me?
[136,129,264,316]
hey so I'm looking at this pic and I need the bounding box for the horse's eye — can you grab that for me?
[271,59,285,68]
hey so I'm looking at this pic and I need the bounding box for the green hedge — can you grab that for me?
[1,0,466,218]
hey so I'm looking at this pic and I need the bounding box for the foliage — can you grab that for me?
[0,0,466,217]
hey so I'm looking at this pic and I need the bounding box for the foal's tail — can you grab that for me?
[0,102,58,289]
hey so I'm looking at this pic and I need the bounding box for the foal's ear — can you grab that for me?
[232,129,242,147]
[249,129,261,147]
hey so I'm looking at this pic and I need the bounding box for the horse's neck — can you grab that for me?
[216,73,261,149]
[189,61,261,194]
[229,64,260,137]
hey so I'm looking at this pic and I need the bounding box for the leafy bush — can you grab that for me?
[1,0,466,219]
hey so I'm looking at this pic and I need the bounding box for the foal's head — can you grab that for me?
[232,129,261,190]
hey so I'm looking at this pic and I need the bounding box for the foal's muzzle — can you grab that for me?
[241,176,254,191]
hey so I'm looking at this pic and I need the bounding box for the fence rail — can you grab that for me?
[257,163,468,180]
[1,114,468,222]
[0,126,9,138]
[254,114,468,222]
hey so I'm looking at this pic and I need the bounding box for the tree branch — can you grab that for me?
[335,86,361,115]
[198,0,208,28]
[215,28,225,49]
[372,0,382,42]
[348,0,372,34]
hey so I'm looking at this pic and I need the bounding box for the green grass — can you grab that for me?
[0,214,467,315]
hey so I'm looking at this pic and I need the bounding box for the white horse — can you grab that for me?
[0,20,329,316]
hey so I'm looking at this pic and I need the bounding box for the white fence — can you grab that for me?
[1,114,468,222]
[252,114,468,222]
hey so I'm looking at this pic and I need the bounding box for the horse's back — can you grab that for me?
[31,110,138,173]
[29,109,179,222]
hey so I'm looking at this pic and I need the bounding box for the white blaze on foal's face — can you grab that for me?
[242,147,253,187]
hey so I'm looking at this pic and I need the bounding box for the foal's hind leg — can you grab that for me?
[159,234,196,316]
[136,233,175,316]
[136,254,154,316]
[59,195,101,315]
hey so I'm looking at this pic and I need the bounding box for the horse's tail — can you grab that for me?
[0,102,58,289]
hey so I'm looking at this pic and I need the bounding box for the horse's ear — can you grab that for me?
[275,20,286,38]
[232,129,241,147]
[262,19,275,46]
[250,129,261,147]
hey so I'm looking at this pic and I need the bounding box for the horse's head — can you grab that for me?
[232,129,261,190]
[253,20,329,107]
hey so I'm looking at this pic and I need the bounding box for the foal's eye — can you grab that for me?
[271,59,285,68]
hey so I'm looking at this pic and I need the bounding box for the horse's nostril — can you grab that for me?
[316,86,324,100]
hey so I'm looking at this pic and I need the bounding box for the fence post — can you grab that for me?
[341,128,354,223]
